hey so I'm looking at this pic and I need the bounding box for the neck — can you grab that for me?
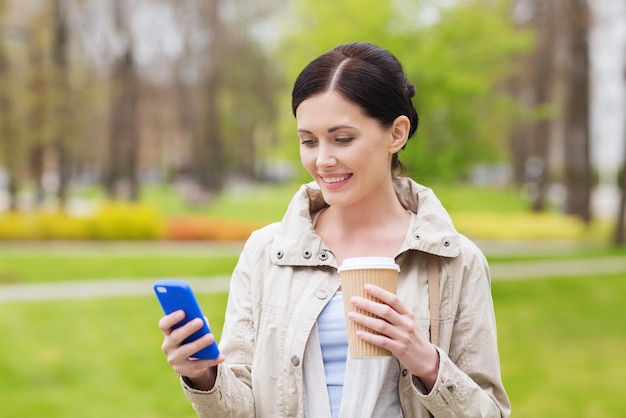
[328,182,407,232]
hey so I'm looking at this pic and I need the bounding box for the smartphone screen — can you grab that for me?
[154,279,220,360]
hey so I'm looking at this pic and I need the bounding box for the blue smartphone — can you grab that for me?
[153,279,220,360]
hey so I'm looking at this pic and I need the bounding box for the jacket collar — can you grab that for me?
[270,178,461,268]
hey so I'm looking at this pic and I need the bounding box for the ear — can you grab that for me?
[388,115,410,154]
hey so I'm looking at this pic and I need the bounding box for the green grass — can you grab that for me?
[0,251,238,283]
[494,273,626,417]
[1,181,624,416]
[1,274,624,417]
[142,182,300,222]
[0,293,227,418]
[432,183,531,213]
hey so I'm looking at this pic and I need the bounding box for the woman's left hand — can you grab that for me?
[347,284,440,391]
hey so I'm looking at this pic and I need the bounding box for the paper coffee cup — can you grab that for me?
[338,257,400,358]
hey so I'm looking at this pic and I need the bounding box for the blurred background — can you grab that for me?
[0,0,625,417]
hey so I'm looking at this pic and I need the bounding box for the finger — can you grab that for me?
[181,333,218,359]
[350,295,399,325]
[161,317,205,355]
[172,354,225,379]
[363,284,407,313]
[356,328,396,348]
[348,310,398,340]
[168,317,205,347]
[159,310,185,335]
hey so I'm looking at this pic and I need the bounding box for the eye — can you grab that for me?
[300,137,317,147]
[335,137,353,144]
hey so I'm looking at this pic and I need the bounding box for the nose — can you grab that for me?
[316,142,336,169]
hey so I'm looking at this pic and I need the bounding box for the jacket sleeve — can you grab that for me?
[180,232,263,417]
[413,240,511,418]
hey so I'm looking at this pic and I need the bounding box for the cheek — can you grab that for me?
[299,148,316,172]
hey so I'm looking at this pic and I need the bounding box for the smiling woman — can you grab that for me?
[157,42,510,418]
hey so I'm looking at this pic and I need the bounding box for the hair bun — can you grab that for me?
[406,82,416,99]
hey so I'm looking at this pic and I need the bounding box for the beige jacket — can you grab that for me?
[182,178,511,417]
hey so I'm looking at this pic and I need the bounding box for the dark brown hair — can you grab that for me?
[292,42,418,172]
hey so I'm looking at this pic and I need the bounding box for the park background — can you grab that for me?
[0,0,625,417]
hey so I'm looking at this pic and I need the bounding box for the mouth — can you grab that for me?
[320,174,352,184]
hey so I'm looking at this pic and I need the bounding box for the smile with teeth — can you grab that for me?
[321,174,352,183]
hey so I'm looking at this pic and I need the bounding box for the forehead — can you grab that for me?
[296,91,369,130]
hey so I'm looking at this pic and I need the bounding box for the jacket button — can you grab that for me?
[316,289,329,300]
[402,369,408,377]
[414,234,421,240]
[291,356,300,367]
[303,250,312,259]
[319,252,329,261]
[443,240,450,247]
[276,251,284,259]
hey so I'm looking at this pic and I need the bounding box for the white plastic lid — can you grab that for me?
[337,257,400,272]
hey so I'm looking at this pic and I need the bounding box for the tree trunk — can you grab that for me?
[616,166,626,245]
[52,0,72,209]
[0,26,20,211]
[563,0,592,224]
[529,0,557,212]
[191,0,224,194]
[615,65,626,245]
[105,0,140,201]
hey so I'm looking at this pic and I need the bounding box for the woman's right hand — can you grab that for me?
[159,310,225,391]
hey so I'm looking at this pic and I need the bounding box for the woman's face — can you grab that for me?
[296,91,407,208]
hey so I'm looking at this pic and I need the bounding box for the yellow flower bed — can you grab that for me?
[0,203,165,240]
[0,206,613,242]
[451,212,613,241]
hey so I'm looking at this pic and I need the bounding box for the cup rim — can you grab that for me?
[337,256,400,272]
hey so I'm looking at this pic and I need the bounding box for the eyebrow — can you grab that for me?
[297,124,356,134]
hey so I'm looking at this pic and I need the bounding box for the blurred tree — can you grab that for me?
[25,8,51,207]
[51,0,73,209]
[220,37,281,180]
[193,0,224,193]
[506,0,592,224]
[508,0,558,211]
[562,0,592,223]
[617,165,626,246]
[0,0,26,211]
[173,0,282,197]
[277,0,531,182]
[615,64,626,246]
[400,1,531,182]
[105,0,141,201]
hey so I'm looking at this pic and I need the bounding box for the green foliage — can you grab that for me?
[274,0,532,181]
[398,1,532,181]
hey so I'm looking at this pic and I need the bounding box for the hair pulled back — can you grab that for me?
[292,42,419,172]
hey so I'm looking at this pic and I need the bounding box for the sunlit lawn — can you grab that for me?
[1,273,625,417]
[0,294,227,418]
[1,182,624,417]
[143,181,614,241]
[0,251,238,283]
[494,273,626,417]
